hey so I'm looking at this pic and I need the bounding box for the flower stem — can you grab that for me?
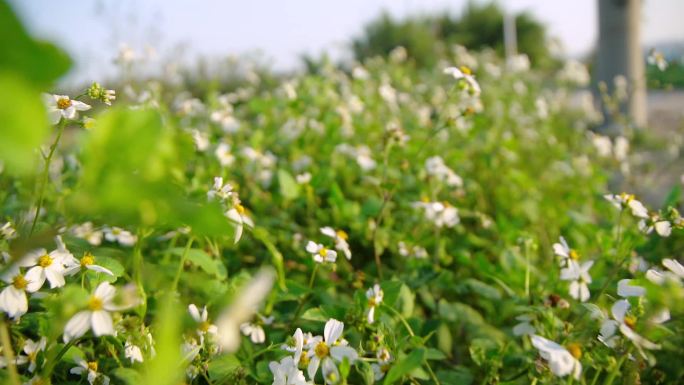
[171,237,194,292]
[289,264,319,328]
[0,317,20,385]
[29,119,66,236]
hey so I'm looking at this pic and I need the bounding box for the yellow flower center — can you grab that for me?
[624,315,637,329]
[619,192,635,204]
[88,296,104,311]
[314,341,330,358]
[299,354,310,367]
[368,298,377,307]
[87,361,98,372]
[464,107,476,116]
[236,204,245,215]
[38,254,53,268]
[460,66,472,75]
[319,247,328,257]
[81,252,95,267]
[199,321,212,332]
[12,274,28,290]
[569,249,580,260]
[56,97,72,110]
[336,230,348,240]
[566,343,582,359]
[381,364,391,373]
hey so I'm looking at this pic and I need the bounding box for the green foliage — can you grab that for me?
[352,2,553,68]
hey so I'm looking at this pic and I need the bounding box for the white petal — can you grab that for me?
[24,267,46,293]
[330,346,358,362]
[307,356,320,379]
[64,311,92,342]
[91,310,114,336]
[320,227,336,238]
[188,304,201,322]
[611,300,630,323]
[324,319,344,345]
[44,266,65,288]
[94,282,116,302]
[617,279,645,297]
[87,265,114,276]
[662,258,684,278]
[305,241,320,254]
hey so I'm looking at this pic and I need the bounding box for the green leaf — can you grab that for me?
[171,247,226,279]
[0,0,71,87]
[140,294,183,385]
[278,169,300,200]
[300,307,329,323]
[0,73,49,175]
[208,354,241,381]
[356,360,375,385]
[436,367,474,385]
[383,348,425,385]
[113,368,143,385]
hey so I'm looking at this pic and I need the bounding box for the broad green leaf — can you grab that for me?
[171,247,226,279]
[0,0,71,87]
[140,295,183,385]
[208,354,241,381]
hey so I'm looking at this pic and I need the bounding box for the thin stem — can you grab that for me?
[604,353,628,385]
[289,264,319,328]
[29,119,66,236]
[0,318,20,385]
[381,303,414,337]
[589,368,602,385]
[43,339,75,379]
[172,237,194,292]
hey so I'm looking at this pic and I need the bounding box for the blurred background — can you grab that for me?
[8,0,684,85]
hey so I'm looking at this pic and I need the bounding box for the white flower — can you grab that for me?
[226,203,254,244]
[443,66,481,96]
[647,49,668,71]
[320,227,351,260]
[240,315,273,344]
[63,282,125,342]
[71,222,103,246]
[560,260,593,302]
[412,201,459,228]
[552,236,579,266]
[0,222,17,240]
[371,348,392,381]
[22,243,69,292]
[211,108,240,133]
[124,341,144,363]
[512,314,536,336]
[296,172,312,184]
[270,356,310,385]
[306,241,338,264]
[191,129,210,152]
[207,176,234,202]
[617,279,646,297]
[103,226,137,246]
[0,264,35,319]
[603,193,649,219]
[282,328,314,365]
[365,284,383,324]
[638,215,672,237]
[22,337,46,372]
[599,299,663,355]
[216,268,275,353]
[307,319,358,381]
[70,358,110,385]
[64,252,114,277]
[531,335,582,380]
[646,258,684,285]
[425,156,463,187]
[397,242,428,259]
[43,94,91,125]
[188,304,218,339]
[215,142,235,167]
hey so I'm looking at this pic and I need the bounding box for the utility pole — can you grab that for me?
[595,0,647,131]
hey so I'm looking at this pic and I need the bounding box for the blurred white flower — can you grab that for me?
[0,264,35,319]
[512,314,536,336]
[412,201,459,228]
[240,314,273,344]
[306,319,358,381]
[560,260,593,302]
[207,176,234,202]
[269,356,310,385]
[191,129,210,152]
[320,227,351,260]
[188,304,218,339]
[443,66,481,96]
[215,142,236,167]
[604,193,649,219]
[103,226,137,246]
[226,202,254,243]
[124,341,144,363]
[365,284,383,324]
[531,335,582,380]
[306,241,338,264]
[71,222,103,246]
[647,49,668,71]
[215,268,275,353]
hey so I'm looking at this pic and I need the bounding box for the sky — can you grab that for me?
[9,0,684,84]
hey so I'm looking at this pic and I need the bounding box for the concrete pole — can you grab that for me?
[503,12,517,61]
[595,0,647,130]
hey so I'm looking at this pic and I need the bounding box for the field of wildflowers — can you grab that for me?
[1,2,683,384]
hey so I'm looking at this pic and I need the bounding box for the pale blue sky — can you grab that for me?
[9,0,684,84]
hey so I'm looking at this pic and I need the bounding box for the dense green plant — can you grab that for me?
[1,2,684,385]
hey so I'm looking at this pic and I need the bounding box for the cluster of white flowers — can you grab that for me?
[425,156,463,187]
[335,144,377,171]
[605,193,676,237]
[412,200,460,228]
[273,319,358,384]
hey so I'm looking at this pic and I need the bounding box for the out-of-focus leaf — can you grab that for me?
[171,247,226,279]
[113,368,143,385]
[436,367,474,385]
[0,73,49,175]
[70,108,230,236]
[140,294,182,385]
[0,0,71,87]
[208,354,241,381]
[277,168,299,200]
